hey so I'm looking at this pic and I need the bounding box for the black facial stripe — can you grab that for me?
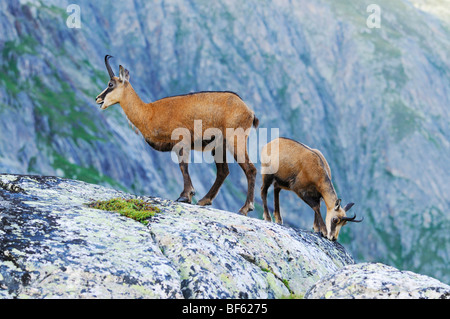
[99,86,113,100]
[330,220,337,234]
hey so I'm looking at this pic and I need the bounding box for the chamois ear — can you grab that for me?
[334,199,341,211]
[343,202,355,212]
[119,65,130,83]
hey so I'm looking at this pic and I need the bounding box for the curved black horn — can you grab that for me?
[105,55,115,78]
[341,213,364,223]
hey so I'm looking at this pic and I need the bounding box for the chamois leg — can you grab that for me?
[313,208,327,237]
[198,145,229,206]
[261,174,274,222]
[273,182,283,224]
[176,153,195,203]
[298,194,327,237]
[310,204,327,237]
[229,139,256,216]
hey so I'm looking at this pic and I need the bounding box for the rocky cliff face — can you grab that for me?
[0,0,449,284]
[1,174,449,299]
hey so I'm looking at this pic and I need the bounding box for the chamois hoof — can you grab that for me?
[315,230,327,238]
[274,219,283,225]
[239,202,254,216]
[197,198,212,206]
[238,206,252,216]
[176,196,191,203]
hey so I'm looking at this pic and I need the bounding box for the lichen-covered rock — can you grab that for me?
[304,263,450,299]
[0,174,183,299]
[0,174,354,298]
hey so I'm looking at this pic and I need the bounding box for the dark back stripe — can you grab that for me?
[158,91,242,101]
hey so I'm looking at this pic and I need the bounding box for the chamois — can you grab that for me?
[260,137,362,241]
[95,55,258,215]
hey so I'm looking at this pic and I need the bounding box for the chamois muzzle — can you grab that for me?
[340,213,364,223]
[105,55,115,79]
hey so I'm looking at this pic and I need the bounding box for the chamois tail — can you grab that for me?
[253,114,259,129]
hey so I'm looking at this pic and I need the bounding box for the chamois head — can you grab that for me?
[96,55,130,110]
[326,199,363,241]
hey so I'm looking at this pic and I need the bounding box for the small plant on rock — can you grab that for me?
[86,198,160,225]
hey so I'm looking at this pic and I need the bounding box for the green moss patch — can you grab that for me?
[87,198,160,225]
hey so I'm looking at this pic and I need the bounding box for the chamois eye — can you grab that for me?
[332,217,339,224]
[108,82,113,88]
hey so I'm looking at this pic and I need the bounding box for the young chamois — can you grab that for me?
[260,137,362,241]
[95,55,258,215]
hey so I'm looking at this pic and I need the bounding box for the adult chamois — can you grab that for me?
[260,137,362,241]
[95,55,258,215]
